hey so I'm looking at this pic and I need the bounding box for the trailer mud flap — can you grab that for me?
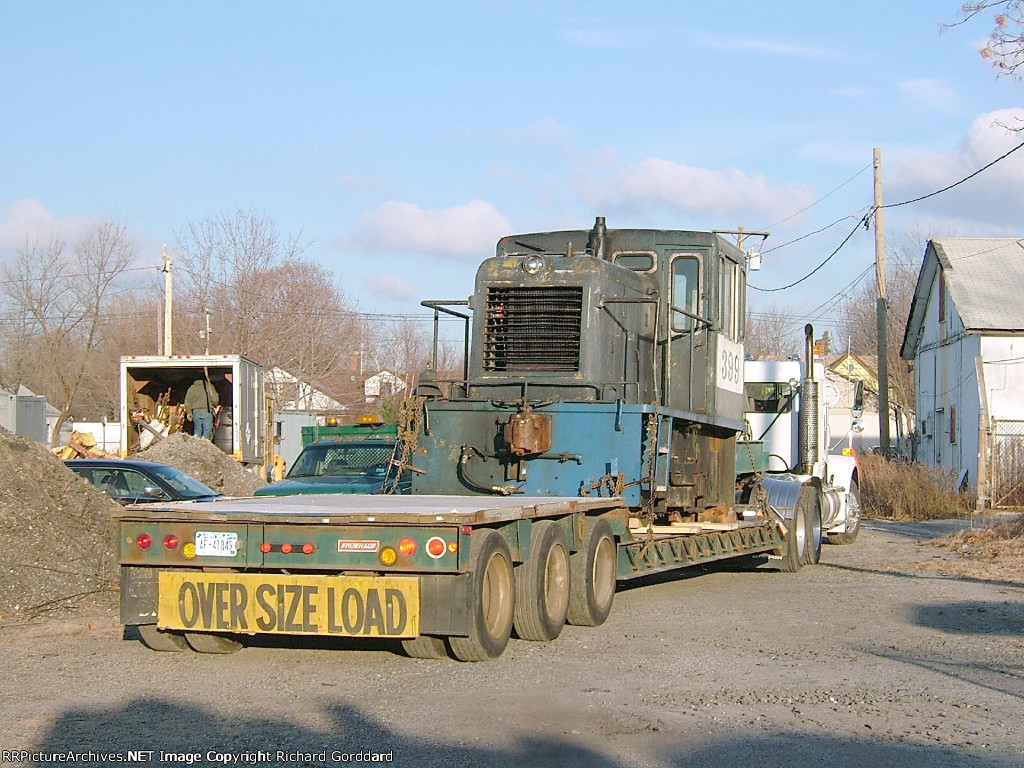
[156,572,419,638]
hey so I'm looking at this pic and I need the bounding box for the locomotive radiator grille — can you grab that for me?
[483,286,582,371]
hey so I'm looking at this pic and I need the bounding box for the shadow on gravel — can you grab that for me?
[863,518,1010,540]
[31,699,1022,768]
[820,562,1024,592]
[912,601,1024,637]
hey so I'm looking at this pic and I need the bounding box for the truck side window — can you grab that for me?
[745,382,794,413]
[671,256,700,332]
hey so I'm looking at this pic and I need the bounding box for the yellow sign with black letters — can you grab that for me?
[157,572,419,638]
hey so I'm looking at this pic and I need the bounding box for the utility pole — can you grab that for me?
[873,148,891,456]
[161,245,173,355]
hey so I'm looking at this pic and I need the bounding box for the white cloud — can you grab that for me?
[898,78,961,114]
[889,108,1024,229]
[578,158,817,224]
[0,199,95,250]
[343,200,512,259]
[365,273,418,300]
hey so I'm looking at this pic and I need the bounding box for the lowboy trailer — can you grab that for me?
[115,219,858,661]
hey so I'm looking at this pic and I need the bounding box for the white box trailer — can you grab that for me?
[119,354,267,467]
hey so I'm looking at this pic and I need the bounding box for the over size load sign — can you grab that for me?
[157,572,419,638]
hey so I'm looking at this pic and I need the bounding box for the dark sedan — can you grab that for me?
[64,459,222,505]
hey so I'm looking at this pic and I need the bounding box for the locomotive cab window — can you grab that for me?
[671,255,700,331]
[719,257,743,341]
[613,252,656,272]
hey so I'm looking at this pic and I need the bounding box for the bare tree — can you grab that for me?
[0,221,135,442]
[834,232,925,413]
[174,207,309,357]
[952,2,1024,77]
[173,208,364,406]
[745,303,800,359]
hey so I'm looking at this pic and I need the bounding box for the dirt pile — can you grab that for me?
[921,514,1024,582]
[136,432,265,496]
[0,427,120,621]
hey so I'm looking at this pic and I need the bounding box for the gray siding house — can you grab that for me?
[900,238,1024,508]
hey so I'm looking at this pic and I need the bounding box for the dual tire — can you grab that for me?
[137,625,244,654]
[781,483,823,572]
[437,517,617,661]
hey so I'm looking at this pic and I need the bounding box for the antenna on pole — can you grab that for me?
[161,245,173,355]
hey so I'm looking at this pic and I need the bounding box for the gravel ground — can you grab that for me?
[0,426,263,621]
[0,517,1021,768]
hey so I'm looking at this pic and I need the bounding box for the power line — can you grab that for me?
[751,136,1024,293]
[760,211,868,255]
[882,136,1024,210]
[749,214,869,293]
[764,163,872,230]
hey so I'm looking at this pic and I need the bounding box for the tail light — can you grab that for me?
[426,537,446,559]
[136,533,152,550]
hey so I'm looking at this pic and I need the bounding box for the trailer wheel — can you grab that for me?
[184,632,244,654]
[449,529,514,662]
[567,517,616,627]
[802,486,823,566]
[401,635,449,659]
[514,520,570,642]
[138,624,189,652]
[829,480,861,545]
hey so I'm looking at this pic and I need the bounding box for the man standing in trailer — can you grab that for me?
[184,374,220,440]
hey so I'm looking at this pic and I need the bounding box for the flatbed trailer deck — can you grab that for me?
[115,494,785,660]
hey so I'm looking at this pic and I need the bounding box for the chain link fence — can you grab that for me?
[990,419,1024,509]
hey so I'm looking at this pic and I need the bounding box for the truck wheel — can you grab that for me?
[514,520,570,642]
[449,530,515,662]
[401,635,449,659]
[802,486,823,566]
[779,504,805,573]
[185,632,244,654]
[829,480,861,545]
[138,624,189,652]
[567,517,616,627]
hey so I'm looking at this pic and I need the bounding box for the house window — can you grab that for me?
[949,405,957,444]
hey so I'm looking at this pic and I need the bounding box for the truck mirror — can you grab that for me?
[852,380,864,419]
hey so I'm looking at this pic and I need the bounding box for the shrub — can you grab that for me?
[859,453,976,520]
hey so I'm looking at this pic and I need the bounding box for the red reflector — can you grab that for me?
[163,534,179,550]
[461,526,473,535]
[398,538,416,557]
[426,537,446,557]
[260,541,272,553]
[137,533,152,550]
[281,542,293,554]
[302,543,314,554]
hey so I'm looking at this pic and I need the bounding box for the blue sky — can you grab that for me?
[2,1,1023,342]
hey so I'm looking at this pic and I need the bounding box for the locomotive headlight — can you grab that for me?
[522,254,546,275]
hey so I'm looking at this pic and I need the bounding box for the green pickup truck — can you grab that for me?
[256,419,409,496]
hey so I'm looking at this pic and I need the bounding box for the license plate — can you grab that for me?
[194,531,238,557]
[156,572,419,638]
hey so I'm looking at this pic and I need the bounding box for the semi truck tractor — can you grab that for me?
[114,219,860,661]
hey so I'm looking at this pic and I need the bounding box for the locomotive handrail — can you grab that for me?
[421,300,471,382]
